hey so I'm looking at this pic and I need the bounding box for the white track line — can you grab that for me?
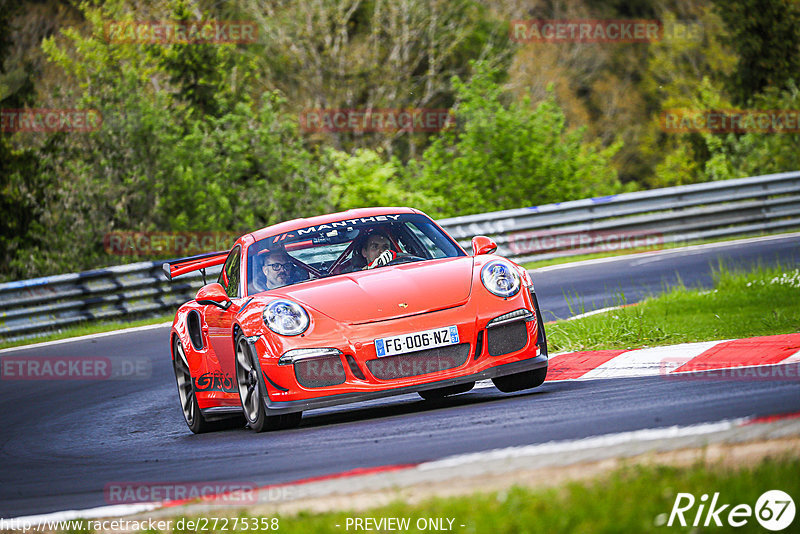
[7,504,158,526]
[778,349,800,367]
[0,322,172,354]
[417,418,746,471]
[564,305,628,321]
[533,232,800,273]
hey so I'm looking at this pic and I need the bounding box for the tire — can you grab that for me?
[418,381,475,400]
[492,366,548,393]
[235,334,302,432]
[173,338,219,434]
[492,290,550,393]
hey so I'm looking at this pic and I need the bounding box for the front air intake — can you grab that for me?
[486,321,529,356]
[366,343,470,380]
[294,356,347,388]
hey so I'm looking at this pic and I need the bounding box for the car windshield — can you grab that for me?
[246,213,465,294]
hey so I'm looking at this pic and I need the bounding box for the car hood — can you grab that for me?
[277,257,474,324]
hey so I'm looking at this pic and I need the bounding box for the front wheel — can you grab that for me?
[492,366,547,393]
[235,334,302,432]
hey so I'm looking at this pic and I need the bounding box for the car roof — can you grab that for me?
[246,207,421,242]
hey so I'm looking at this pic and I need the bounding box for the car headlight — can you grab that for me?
[481,260,521,298]
[263,300,310,336]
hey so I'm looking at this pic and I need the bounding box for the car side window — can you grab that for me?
[404,223,445,258]
[218,246,241,298]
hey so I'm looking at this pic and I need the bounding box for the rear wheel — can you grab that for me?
[492,366,547,393]
[173,338,218,434]
[235,334,302,432]
[418,381,475,400]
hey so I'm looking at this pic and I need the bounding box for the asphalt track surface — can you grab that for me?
[1,234,798,518]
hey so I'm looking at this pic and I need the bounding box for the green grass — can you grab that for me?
[522,229,800,270]
[547,263,800,352]
[48,455,792,533]
[265,458,798,534]
[0,313,174,350]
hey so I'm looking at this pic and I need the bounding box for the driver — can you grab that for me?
[256,249,296,290]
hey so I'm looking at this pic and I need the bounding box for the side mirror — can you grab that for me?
[195,283,232,310]
[471,235,498,256]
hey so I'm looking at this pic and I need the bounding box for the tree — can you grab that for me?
[702,82,800,180]
[408,62,625,217]
[22,0,327,276]
[637,6,737,186]
[0,0,49,280]
[326,148,439,212]
[239,0,512,159]
[712,0,800,105]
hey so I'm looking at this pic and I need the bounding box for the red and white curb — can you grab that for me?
[471,333,800,390]
[545,333,800,381]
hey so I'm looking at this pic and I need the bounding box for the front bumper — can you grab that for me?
[261,353,547,414]
[245,287,547,414]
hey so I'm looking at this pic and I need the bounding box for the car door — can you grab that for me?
[205,246,242,393]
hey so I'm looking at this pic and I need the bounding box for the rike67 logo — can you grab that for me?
[660,490,795,530]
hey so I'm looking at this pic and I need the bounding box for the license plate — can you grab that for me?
[374,326,460,357]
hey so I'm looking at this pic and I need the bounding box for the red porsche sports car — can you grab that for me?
[164,207,548,433]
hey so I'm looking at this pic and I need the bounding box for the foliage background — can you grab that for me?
[1,0,798,280]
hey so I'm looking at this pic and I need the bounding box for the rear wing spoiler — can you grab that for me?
[162,250,229,281]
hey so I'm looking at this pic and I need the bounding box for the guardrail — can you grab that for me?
[0,263,222,342]
[1,171,799,341]
[438,170,800,263]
